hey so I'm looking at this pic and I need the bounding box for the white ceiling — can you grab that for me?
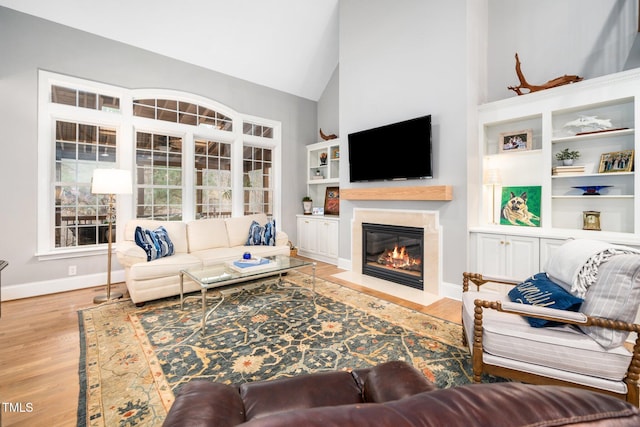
[0,0,339,101]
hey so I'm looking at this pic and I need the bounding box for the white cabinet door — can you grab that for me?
[316,219,339,258]
[539,238,567,271]
[475,233,539,280]
[505,235,539,279]
[297,216,317,253]
[296,216,339,264]
[326,219,339,259]
[476,233,506,278]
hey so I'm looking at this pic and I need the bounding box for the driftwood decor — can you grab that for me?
[508,53,583,95]
[319,129,338,140]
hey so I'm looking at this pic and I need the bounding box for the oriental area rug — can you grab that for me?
[77,271,498,426]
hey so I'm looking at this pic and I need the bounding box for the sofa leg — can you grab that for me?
[135,302,145,307]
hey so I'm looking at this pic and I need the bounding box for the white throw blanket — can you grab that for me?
[544,239,640,297]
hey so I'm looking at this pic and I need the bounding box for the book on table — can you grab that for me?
[227,257,274,272]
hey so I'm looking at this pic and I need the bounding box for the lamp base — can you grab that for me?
[93,291,123,304]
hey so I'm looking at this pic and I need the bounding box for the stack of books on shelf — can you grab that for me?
[552,165,585,176]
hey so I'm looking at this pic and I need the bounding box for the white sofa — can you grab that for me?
[116,214,290,303]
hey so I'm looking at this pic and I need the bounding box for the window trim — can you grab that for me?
[37,71,282,259]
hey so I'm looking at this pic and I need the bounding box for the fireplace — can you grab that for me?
[362,223,424,290]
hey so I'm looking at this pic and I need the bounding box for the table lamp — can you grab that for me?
[483,168,502,224]
[91,168,132,303]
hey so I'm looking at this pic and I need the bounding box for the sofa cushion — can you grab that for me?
[187,218,230,252]
[236,383,640,427]
[226,214,269,247]
[246,219,276,246]
[462,290,632,381]
[239,371,363,421]
[124,219,189,253]
[578,254,640,349]
[129,253,202,281]
[134,226,175,261]
[362,360,436,403]
[507,273,583,327]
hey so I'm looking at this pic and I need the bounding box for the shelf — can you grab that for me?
[551,195,633,199]
[552,172,634,178]
[551,128,634,143]
[307,178,338,185]
[341,185,453,201]
[476,68,640,239]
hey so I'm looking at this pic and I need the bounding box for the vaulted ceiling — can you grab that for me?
[0,0,339,101]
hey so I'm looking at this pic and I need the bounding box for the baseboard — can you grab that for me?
[337,257,352,271]
[440,280,462,301]
[2,270,125,301]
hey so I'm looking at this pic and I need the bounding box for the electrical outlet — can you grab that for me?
[68,265,77,276]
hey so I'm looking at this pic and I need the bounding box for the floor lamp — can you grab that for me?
[483,168,502,224]
[91,168,132,304]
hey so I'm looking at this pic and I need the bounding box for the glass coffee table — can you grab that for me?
[180,255,316,336]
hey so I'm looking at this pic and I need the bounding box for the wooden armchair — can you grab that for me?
[462,249,640,407]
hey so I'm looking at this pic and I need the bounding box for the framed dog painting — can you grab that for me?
[500,186,541,227]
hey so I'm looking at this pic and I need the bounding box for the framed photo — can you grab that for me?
[499,129,533,153]
[582,211,601,231]
[324,186,340,216]
[598,150,634,173]
[500,185,541,227]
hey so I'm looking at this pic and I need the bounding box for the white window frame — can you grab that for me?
[37,72,282,259]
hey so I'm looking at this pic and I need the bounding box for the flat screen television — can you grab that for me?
[348,115,433,182]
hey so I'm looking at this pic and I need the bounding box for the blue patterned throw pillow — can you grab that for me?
[508,272,584,327]
[134,226,175,261]
[246,219,276,246]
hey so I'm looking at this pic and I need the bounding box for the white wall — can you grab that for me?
[0,7,316,298]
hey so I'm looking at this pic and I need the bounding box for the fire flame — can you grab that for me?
[384,245,421,269]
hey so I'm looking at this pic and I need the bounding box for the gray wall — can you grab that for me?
[336,0,637,291]
[338,0,473,289]
[317,65,340,137]
[487,0,636,102]
[0,7,316,292]
[1,1,636,296]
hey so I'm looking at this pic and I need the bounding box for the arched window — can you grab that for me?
[37,71,281,258]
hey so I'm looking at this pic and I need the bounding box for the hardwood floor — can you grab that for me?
[0,260,461,426]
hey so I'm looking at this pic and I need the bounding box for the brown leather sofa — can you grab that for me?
[162,361,640,427]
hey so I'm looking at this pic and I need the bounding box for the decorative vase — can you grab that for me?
[562,159,574,166]
[302,200,313,215]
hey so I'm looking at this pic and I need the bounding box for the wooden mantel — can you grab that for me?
[340,185,453,201]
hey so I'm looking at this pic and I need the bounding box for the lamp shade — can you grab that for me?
[91,169,132,195]
[483,168,502,185]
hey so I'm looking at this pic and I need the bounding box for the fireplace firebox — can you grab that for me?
[361,223,424,290]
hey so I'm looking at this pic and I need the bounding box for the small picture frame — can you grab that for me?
[499,129,533,153]
[583,211,601,231]
[598,150,634,173]
[312,207,324,215]
[324,186,340,216]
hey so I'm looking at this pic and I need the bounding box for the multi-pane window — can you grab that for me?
[54,121,117,247]
[40,72,282,256]
[195,139,232,218]
[243,122,273,138]
[133,99,233,130]
[135,132,183,220]
[52,85,120,112]
[243,145,273,215]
